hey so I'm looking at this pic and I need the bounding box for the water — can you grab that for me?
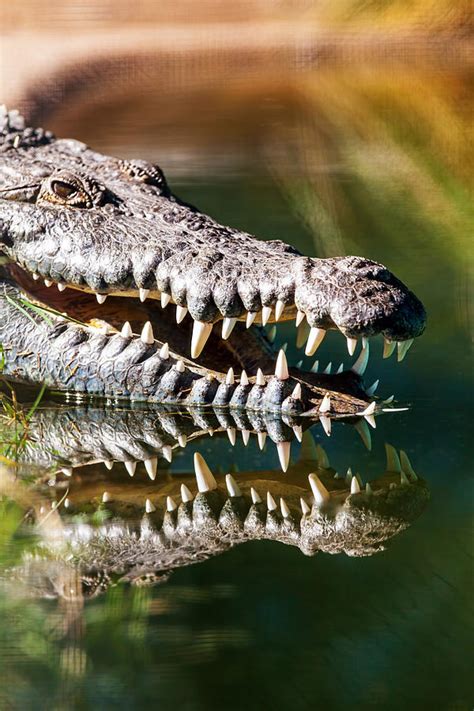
[0,33,472,711]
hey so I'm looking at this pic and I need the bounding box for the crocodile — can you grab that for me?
[0,107,426,424]
[0,406,428,598]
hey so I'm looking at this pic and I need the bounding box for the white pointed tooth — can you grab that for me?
[280,497,291,518]
[194,452,218,493]
[61,467,73,477]
[320,415,331,436]
[139,288,149,303]
[355,420,372,451]
[365,414,376,429]
[121,321,133,338]
[161,292,171,308]
[305,327,326,357]
[180,484,193,503]
[144,458,157,480]
[275,299,285,321]
[251,487,262,504]
[176,305,188,324]
[226,367,235,385]
[44,279,53,287]
[293,425,303,442]
[365,482,373,495]
[400,450,418,480]
[104,460,113,470]
[316,444,330,469]
[266,492,277,511]
[178,434,187,448]
[366,379,379,396]
[101,491,111,503]
[400,470,410,485]
[124,461,136,476]
[227,428,236,446]
[347,337,357,356]
[226,473,242,498]
[351,341,370,376]
[240,370,249,386]
[383,339,396,359]
[256,368,265,386]
[323,362,332,375]
[310,360,319,373]
[292,383,302,399]
[64,498,71,509]
[276,441,291,472]
[268,325,277,343]
[262,305,272,326]
[176,359,185,373]
[257,432,267,450]
[358,401,376,416]
[242,429,250,446]
[162,445,172,462]
[308,473,330,506]
[296,321,310,349]
[275,349,289,380]
[300,497,310,515]
[221,316,237,339]
[319,393,331,413]
[336,363,344,374]
[191,321,213,358]
[167,496,177,512]
[246,311,257,328]
[350,476,361,494]
[383,395,395,404]
[160,342,169,359]
[397,338,414,362]
[145,498,156,513]
[295,310,305,327]
[385,443,401,472]
[32,272,40,280]
[57,282,66,292]
[96,293,107,304]
[140,321,154,345]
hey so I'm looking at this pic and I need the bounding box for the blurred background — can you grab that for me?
[0,2,472,709]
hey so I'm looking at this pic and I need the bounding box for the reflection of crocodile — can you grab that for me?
[0,107,426,420]
[0,406,428,597]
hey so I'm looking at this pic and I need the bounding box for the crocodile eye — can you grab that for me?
[38,170,109,209]
[51,180,77,200]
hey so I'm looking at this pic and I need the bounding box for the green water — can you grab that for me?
[0,71,472,710]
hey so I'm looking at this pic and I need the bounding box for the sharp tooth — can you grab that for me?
[292,383,302,399]
[101,491,111,503]
[242,429,250,446]
[350,476,361,494]
[276,441,291,472]
[346,467,353,484]
[124,461,136,476]
[308,473,330,505]
[162,445,172,462]
[139,288,149,303]
[385,443,401,472]
[268,325,277,343]
[257,432,267,450]
[397,339,414,362]
[140,321,154,345]
[246,311,257,328]
[167,496,177,511]
[366,379,379,396]
[383,339,396,359]
[180,484,193,503]
[161,292,171,308]
[61,467,72,477]
[222,316,237,339]
[226,367,235,385]
[351,341,369,376]
[144,458,157,480]
[120,321,133,338]
[178,434,187,447]
[280,497,291,518]
[293,425,303,442]
[320,415,331,436]
[295,310,305,327]
[296,321,310,349]
[64,498,71,509]
[347,337,357,355]
[383,395,395,404]
[191,321,213,358]
[145,498,156,513]
[266,492,277,511]
[57,283,66,292]
[256,368,265,386]
[160,342,169,359]
[336,363,344,374]
[365,482,373,495]
[315,444,330,469]
[323,362,332,374]
[44,279,53,287]
[262,306,272,326]
[319,394,331,413]
[240,370,249,386]
[32,272,40,280]
[226,473,242,497]
[400,470,410,485]
[358,401,376,416]
[355,420,372,451]
[275,299,285,321]
[296,359,303,369]
[310,360,319,373]
[400,450,418,480]
[227,428,236,446]
[104,460,113,470]
[365,414,376,429]
[300,497,310,515]
[305,327,326,357]
[176,305,188,324]
[251,487,262,504]
[275,349,289,380]
[96,293,107,304]
[194,452,218,492]
[176,360,185,373]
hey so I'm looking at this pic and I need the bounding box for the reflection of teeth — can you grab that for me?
[145,498,156,513]
[352,341,369,376]
[267,492,277,511]
[140,321,154,345]
[222,317,237,339]
[121,321,133,338]
[350,476,361,494]
[262,306,272,326]
[300,497,310,515]
[383,395,394,404]
[257,432,267,450]
[256,369,265,386]
[125,461,136,476]
[275,349,289,380]
[336,363,344,374]
[308,473,330,505]
[400,470,410,485]
[139,288,149,303]
[323,362,332,375]
[365,482,373,495]
[102,491,111,503]
[176,305,187,324]
[159,342,169,359]
[275,299,285,321]
[295,310,305,327]
[383,339,396,359]
[96,293,107,304]
[191,321,213,358]
[226,367,234,385]
[319,394,331,413]
[280,498,291,518]
[251,487,262,504]
[400,450,417,480]
[355,420,371,450]
[226,473,242,497]
[397,339,414,362]
[161,293,170,308]
[305,327,326,356]
[316,444,330,469]
[296,321,310,349]
[276,441,291,472]
[246,312,257,328]
[268,325,277,343]
[347,337,357,356]
[144,458,157,480]
[385,443,401,472]
[181,484,193,503]
[366,379,379,396]
[310,361,319,373]
[194,452,218,492]
[320,415,331,436]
